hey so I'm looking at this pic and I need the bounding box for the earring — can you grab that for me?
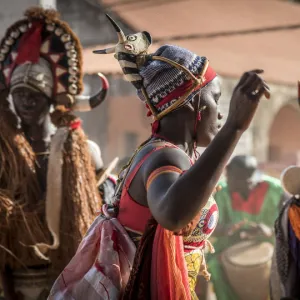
[197,105,207,121]
[200,105,207,112]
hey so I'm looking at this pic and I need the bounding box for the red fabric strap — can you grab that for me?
[70,120,81,130]
[123,143,177,190]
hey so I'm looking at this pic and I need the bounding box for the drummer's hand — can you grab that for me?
[255,223,273,237]
[247,222,273,237]
[227,220,248,236]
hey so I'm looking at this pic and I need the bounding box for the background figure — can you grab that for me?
[271,166,300,300]
[88,140,117,204]
[0,7,107,300]
[207,155,288,300]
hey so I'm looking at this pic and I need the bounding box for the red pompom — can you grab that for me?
[70,120,81,130]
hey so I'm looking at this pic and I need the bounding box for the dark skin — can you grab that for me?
[227,164,258,200]
[127,70,270,232]
[3,88,101,300]
[129,77,222,205]
[12,87,52,192]
[1,87,52,300]
[214,163,257,236]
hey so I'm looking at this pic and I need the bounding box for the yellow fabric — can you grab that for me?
[184,250,202,300]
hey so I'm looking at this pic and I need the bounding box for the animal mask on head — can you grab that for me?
[93,15,212,121]
[93,15,152,89]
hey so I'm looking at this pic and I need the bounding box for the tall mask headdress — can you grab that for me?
[93,14,152,90]
[0,7,109,262]
[0,7,109,112]
[93,15,212,121]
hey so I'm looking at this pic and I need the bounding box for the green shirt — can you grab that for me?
[212,175,283,253]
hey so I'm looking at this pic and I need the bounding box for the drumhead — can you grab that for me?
[223,240,274,267]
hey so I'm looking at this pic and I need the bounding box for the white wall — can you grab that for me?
[218,76,254,158]
[0,0,40,38]
[39,0,56,8]
[218,76,296,163]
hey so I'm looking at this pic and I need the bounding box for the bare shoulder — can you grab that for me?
[141,142,192,181]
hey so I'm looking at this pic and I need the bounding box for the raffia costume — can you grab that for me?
[49,15,219,300]
[0,7,108,299]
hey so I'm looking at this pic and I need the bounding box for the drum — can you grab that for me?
[12,268,53,300]
[221,240,274,300]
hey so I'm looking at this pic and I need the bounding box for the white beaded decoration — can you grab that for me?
[46,23,55,32]
[68,84,78,95]
[10,30,20,39]
[19,24,28,33]
[55,28,63,36]
[61,34,71,43]
[65,42,74,50]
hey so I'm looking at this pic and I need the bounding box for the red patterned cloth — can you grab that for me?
[48,206,136,299]
[231,182,269,215]
[151,225,191,300]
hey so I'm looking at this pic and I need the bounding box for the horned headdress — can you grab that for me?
[0,7,106,271]
[94,14,152,90]
[0,7,109,111]
[93,15,214,121]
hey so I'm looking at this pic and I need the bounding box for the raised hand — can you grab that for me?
[226,69,270,132]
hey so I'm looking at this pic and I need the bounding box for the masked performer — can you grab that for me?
[49,15,270,300]
[0,7,108,300]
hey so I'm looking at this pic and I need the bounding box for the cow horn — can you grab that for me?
[93,46,116,54]
[106,14,126,43]
[93,15,126,55]
[73,73,109,112]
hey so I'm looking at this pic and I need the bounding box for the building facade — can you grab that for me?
[1,0,299,176]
